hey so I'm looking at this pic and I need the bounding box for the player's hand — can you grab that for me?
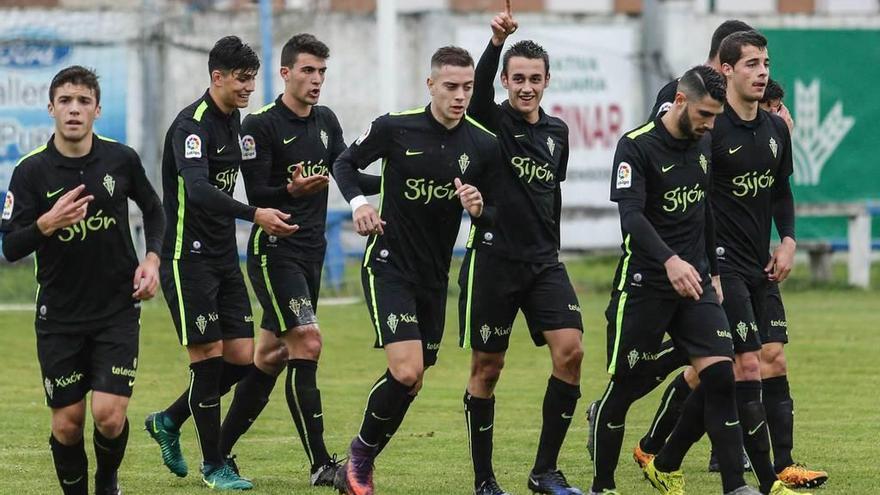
[776,103,795,133]
[286,163,330,197]
[254,208,299,237]
[711,274,724,304]
[353,203,385,236]
[132,252,160,301]
[766,237,796,282]
[36,184,94,236]
[490,12,518,47]
[454,178,483,218]
[664,255,703,300]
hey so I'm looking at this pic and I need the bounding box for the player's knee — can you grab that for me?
[761,345,787,377]
[51,413,85,443]
[390,363,423,388]
[93,408,127,438]
[553,342,584,375]
[471,352,504,381]
[683,366,701,389]
[734,352,761,381]
[291,324,322,360]
[254,344,286,375]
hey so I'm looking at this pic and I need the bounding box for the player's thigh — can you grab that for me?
[760,281,789,345]
[89,320,139,399]
[361,268,421,351]
[458,249,520,353]
[37,330,90,409]
[604,286,675,376]
[216,262,255,341]
[248,254,318,335]
[720,273,762,353]
[160,258,223,346]
[671,283,735,364]
[522,261,584,346]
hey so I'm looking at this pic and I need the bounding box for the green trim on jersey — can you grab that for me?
[15,144,47,166]
[193,100,209,122]
[173,178,186,259]
[366,267,382,346]
[607,291,628,374]
[462,249,477,349]
[251,102,276,115]
[253,226,263,256]
[617,234,631,291]
[465,224,476,249]
[261,254,289,332]
[172,260,188,346]
[33,253,40,304]
[390,107,426,116]
[465,115,496,137]
[96,134,118,143]
[626,121,655,140]
[362,158,387,267]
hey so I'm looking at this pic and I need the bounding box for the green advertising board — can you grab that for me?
[762,29,879,241]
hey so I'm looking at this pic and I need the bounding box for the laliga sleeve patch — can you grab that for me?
[355,123,372,146]
[1,191,13,220]
[616,162,632,189]
[184,134,202,159]
[240,134,256,160]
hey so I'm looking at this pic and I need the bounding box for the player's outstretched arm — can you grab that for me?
[470,13,516,127]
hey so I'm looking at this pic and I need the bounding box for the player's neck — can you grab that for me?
[281,92,312,118]
[53,132,93,158]
[727,91,758,121]
[521,108,540,124]
[429,102,462,129]
[660,110,686,140]
[208,87,235,115]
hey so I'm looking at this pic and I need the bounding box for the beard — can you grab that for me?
[678,106,702,141]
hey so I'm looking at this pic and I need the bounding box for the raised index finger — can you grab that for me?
[505,0,511,15]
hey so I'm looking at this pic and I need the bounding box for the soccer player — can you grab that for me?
[144,36,296,490]
[605,64,761,495]
[218,33,378,486]
[458,12,584,495]
[0,65,165,495]
[632,34,825,492]
[331,46,499,495]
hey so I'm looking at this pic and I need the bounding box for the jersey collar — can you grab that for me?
[46,134,99,169]
[501,101,549,126]
[654,116,694,151]
[724,102,765,130]
[202,89,238,121]
[425,103,465,133]
[275,94,315,122]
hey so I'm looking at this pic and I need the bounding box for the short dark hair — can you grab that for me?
[430,46,474,70]
[677,65,726,103]
[718,30,768,68]
[502,40,550,75]
[208,35,260,76]
[708,19,753,60]
[49,65,100,104]
[280,33,330,67]
[762,78,785,103]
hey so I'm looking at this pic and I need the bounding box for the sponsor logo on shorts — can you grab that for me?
[50,371,85,392]
[386,313,417,334]
[112,357,137,380]
[44,377,54,399]
[717,329,732,339]
[750,321,759,334]
[568,304,581,313]
[208,312,219,322]
[479,324,512,343]
[244,315,254,323]
[196,314,207,334]
[425,342,440,351]
[627,349,640,369]
[736,321,749,341]
[289,297,314,318]
[480,324,491,344]
[770,319,787,328]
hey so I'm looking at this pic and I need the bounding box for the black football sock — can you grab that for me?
[533,376,580,474]
[188,356,224,466]
[464,392,496,487]
[736,380,776,494]
[590,377,635,492]
[653,384,706,473]
[641,371,692,454]
[219,364,278,456]
[375,392,415,456]
[94,419,128,491]
[357,369,411,449]
[50,434,88,495]
[701,362,746,494]
[164,389,191,427]
[165,361,249,429]
[285,359,331,469]
[762,375,795,471]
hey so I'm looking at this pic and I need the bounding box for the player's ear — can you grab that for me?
[280,66,290,82]
[721,63,734,77]
[427,77,435,95]
[47,101,55,117]
[500,71,509,89]
[674,91,687,106]
[95,104,102,119]
[544,71,550,88]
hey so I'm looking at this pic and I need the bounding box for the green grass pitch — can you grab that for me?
[0,258,876,494]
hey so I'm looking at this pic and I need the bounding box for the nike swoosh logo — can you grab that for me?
[728,146,743,154]
[606,422,625,430]
[561,412,574,419]
[62,476,83,485]
[128,379,135,387]
[313,412,323,419]
[371,412,391,421]
[478,423,493,432]
[405,149,423,156]
[725,420,740,427]
[283,136,297,145]
[661,164,675,173]
[217,145,226,154]
[198,401,220,409]
[46,188,64,198]
[748,421,766,436]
